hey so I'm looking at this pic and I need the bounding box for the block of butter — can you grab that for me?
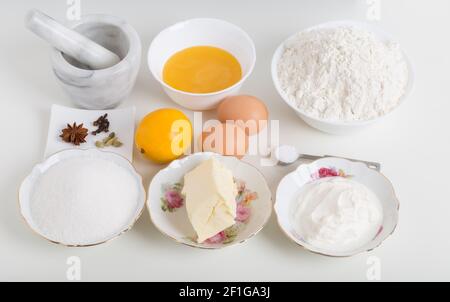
[182,158,237,243]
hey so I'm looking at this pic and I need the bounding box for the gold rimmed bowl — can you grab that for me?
[275,157,399,257]
[18,149,146,247]
[147,152,273,249]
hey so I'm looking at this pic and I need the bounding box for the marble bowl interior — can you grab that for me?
[62,23,130,70]
[50,15,142,110]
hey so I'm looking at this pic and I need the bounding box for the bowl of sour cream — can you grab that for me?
[275,157,399,257]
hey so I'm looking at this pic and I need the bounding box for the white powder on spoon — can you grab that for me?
[30,156,140,246]
[277,26,409,121]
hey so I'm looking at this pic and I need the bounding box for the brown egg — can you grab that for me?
[200,122,249,159]
[217,95,269,136]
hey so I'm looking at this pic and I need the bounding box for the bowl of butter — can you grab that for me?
[147,152,272,249]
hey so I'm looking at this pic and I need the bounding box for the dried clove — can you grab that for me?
[92,114,110,135]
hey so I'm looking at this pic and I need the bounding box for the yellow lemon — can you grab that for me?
[136,109,192,164]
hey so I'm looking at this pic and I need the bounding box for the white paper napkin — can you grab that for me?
[44,105,136,161]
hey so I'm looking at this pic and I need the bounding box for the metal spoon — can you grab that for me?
[273,145,381,171]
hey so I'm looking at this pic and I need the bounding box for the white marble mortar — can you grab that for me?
[51,14,141,110]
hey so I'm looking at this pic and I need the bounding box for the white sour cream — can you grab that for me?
[291,177,383,253]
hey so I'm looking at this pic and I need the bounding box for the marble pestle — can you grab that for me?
[25,9,121,70]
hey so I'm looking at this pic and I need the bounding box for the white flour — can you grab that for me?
[277,26,409,121]
[30,157,140,245]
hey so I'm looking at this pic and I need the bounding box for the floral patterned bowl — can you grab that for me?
[275,157,399,257]
[147,152,273,249]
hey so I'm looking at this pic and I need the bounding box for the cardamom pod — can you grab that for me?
[113,140,123,148]
[95,132,123,148]
[105,136,117,147]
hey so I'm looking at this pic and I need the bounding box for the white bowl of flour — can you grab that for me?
[272,20,414,134]
[19,149,146,247]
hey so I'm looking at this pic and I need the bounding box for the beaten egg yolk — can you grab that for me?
[163,46,242,94]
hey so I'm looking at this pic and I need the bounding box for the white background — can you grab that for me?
[1,0,449,281]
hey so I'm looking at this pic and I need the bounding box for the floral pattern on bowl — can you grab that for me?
[311,167,352,181]
[275,157,399,257]
[148,152,272,249]
[161,183,184,212]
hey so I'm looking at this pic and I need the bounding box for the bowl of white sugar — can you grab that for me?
[19,149,146,247]
[272,20,414,134]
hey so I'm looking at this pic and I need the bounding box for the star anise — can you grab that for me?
[60,122,89,146]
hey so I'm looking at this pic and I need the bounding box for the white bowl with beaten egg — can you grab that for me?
[271,20,414,135]
[148,18,256,111]
[275,157,399,257]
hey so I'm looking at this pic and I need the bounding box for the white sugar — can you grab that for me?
[30,157,140,245]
